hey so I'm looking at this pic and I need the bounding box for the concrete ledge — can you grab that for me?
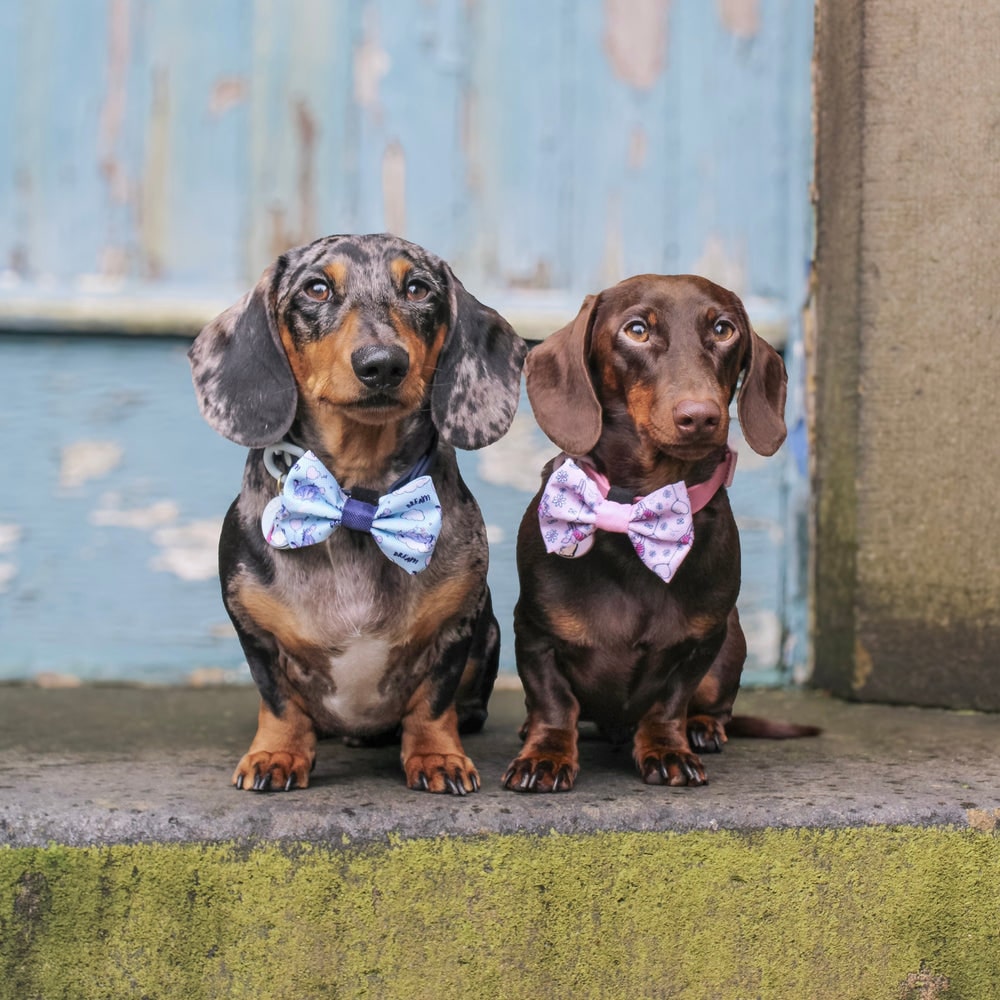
[2,687,999,846]
[3,687,1000,998]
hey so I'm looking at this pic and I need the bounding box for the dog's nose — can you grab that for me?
[351,344,410,390]
[673,399,721,438]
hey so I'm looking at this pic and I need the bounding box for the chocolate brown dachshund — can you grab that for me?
[504,274,816,792]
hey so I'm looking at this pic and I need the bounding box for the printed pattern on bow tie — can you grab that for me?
[538,459,694,582]
[261,452,442,574]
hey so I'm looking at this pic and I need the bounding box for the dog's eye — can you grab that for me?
[405,279,431,302]
[304,280,331,302]
[713,319,736,342]
[623,319,649,343]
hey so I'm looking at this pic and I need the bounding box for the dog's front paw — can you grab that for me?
[502,755,578,793]
[637,750,707,787]
[233,750,314,792]
[404,753,480,795]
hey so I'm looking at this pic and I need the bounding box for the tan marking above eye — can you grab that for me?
[389,257,412,285]
[389,257,432,302]
[324,260,349,289]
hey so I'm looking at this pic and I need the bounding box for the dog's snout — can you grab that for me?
[351,344,410,390]
[673,399,721,438]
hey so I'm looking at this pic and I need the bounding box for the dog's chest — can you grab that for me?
[544,534,736,654]
[272,543,417,728]
[316,637,395,724]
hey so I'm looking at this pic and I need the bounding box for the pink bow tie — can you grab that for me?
[537,449,736,583]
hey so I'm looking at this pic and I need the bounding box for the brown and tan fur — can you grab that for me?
[504,274,816,793]
[189,234,526,794]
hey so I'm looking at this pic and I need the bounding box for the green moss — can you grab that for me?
[2,828,1000,999]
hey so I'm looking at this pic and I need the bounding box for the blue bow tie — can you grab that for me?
[261,450,442,574]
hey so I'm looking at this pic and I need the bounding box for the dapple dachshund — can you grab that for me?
[189,233,526,794]
[504,273,815,793]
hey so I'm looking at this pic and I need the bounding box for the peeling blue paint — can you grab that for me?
[0,0,813,682]
[0,335,793,682]
[0,0,813,310]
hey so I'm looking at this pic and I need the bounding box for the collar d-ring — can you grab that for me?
[262,441,307,485]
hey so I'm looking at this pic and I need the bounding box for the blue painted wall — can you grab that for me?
[0,0,812,319]
[0,334,795,684]
[0,0,814,683]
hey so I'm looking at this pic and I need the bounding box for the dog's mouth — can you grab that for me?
[315,392,409,420]
[341,390,423,424]
[660,441,725,461]
[649,424,729,463]
[350,392,402,410]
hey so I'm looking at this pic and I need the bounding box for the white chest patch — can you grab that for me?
[321,638,394,723]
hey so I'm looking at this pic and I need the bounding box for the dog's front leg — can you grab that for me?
[686,608,748,753]
[632,638,726,787]
[503,637,581,793]
[234,697,318,792]
[400,680,480,795]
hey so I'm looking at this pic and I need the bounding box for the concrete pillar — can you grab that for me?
[810,1,1000,708]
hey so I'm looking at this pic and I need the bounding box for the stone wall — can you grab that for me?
[811,0,1000,708]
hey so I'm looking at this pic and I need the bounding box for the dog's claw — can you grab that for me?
[405,754,478,794]
[233,750,313,792]
[443,773,462,796]
[641,752,707,787]
[503,756,577,793]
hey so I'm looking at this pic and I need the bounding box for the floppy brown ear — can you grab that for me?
[188,266,297,448]
[525,294,602,456]
[737,327,787,456]
[431,273,528,450]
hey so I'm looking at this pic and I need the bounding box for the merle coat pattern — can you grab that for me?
[190,234,526,794]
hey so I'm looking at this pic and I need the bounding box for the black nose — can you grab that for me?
[673,399,722,438]
[351,344,410,390]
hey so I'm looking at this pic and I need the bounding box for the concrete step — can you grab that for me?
[2,685,999,998]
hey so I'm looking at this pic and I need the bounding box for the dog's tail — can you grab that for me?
[726,715,821,739]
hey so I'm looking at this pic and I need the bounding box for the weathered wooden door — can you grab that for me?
[0,0,814,683]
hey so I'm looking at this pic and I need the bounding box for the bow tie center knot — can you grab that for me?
[341,495,377,533]
[593,499,634,534]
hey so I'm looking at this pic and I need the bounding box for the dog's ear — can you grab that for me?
[188,266,297,448]
[525,294,602,456]
[737,325,787,456]
[431,273,528,450]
